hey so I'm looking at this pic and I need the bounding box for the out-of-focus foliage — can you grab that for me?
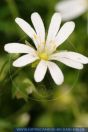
[0,0,88,131]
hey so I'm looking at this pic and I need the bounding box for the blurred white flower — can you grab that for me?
[55,0,88,21]
[16,113,30,127]
[4,12,88,85]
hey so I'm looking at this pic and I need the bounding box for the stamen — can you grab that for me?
[46,43,56,54]
[33,34,37,39]
[38,52,48,60]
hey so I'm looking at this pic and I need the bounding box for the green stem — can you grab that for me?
[7,0,19,18]
[71,99,81,119]
[0,60,8,76]
[6,0,24,38]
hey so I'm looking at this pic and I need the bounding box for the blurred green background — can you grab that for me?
[0,0,88,131]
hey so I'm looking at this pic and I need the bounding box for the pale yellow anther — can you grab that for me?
[33,34,37,39]
[48,43,57,54]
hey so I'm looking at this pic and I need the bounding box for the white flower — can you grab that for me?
[55,0,88,21]
[4,12,88,85]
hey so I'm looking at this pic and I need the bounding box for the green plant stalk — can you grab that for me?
[6,0,24,38]
[7,0,19,18]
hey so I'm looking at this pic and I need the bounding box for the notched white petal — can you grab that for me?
[13,54,38,67]
[50,52,84,70]
[56,51,88,64]
[34,60,47,82]
[15,18,36,38]
[4,43,36,54]
[31,12,45,43]
[55,21,75,47]
[15,17,38,48]
[47,61,64,85]
[46,13,61,44]
[58,58,83,69]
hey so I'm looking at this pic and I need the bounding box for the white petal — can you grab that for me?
[31,12,45,43]
[52,51,88,64]
[15,18,38,48]
[4,43,36,54]
[55,21,75,47]
[50,52,83,69]
[47,61,64,85]
[13,54,38,67]
[34,60,47,82]
[55,0,87,21]
[46,13,61,44]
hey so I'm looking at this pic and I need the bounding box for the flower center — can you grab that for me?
[38,52,48,60]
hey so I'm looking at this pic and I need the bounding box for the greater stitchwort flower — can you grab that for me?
[4,12,88,85]
[55,0,88,21]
